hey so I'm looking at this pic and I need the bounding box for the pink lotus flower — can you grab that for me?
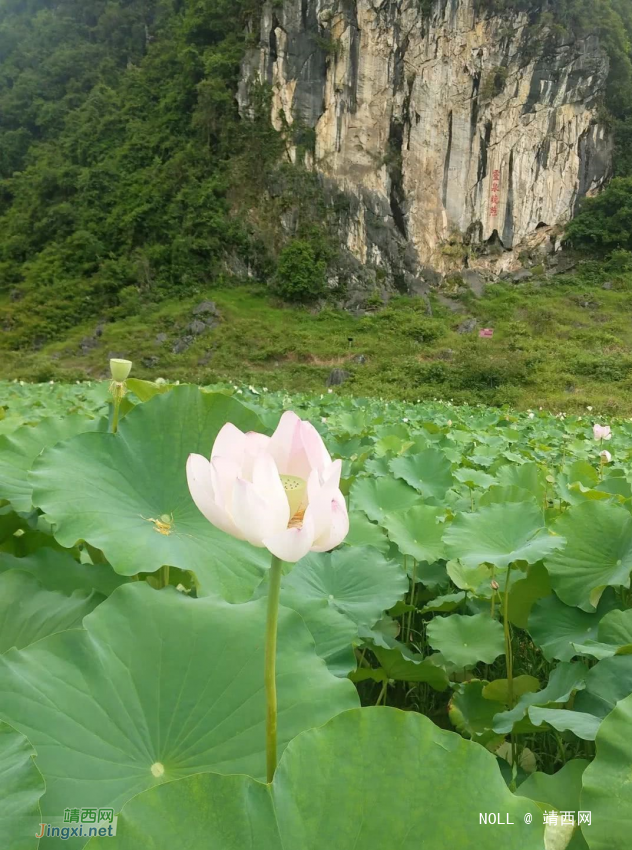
[593,424,612,441]
[600,450,612,463]
[187,412,349,563]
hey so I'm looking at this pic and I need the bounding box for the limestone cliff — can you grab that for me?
[240,0,612,286]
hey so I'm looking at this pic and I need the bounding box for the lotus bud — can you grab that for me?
[491,579,499,591]
[110,358,132,383]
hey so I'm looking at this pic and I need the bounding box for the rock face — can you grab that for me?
[240,0,612,279]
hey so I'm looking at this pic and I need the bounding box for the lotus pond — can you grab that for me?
[0,376,631,850]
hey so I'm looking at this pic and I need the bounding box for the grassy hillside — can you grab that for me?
[4,261,632,414]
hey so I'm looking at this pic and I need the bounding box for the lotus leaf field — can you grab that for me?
[1,377,631,850]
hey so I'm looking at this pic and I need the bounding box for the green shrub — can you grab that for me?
[606,249,632,273]
[455,357,530,390]
[272,240,327,303]
[406,320,444,344]
[480,66,508,100]
[570,354,632,382]
[565,178,632,253]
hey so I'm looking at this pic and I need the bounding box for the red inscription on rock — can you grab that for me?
[490,170,501,218]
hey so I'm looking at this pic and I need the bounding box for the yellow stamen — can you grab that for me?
[288,508,306,529]
[143,514,174,536]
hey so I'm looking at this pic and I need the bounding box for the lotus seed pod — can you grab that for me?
[280,474,308,520]
[110,358,132,382]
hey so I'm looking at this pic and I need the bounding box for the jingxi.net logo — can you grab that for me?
[36,808,118,841]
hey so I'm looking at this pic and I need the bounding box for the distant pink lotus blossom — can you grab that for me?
[187,412,348,563]
[593,424,612,441]
[600,450,612,463]
[479,328,494,338]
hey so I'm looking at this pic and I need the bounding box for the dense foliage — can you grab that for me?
[0,0,281,347]
[1,378,632,847]
[565,178,632,253]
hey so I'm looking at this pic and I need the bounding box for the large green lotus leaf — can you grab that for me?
[426,613,505,668]
[544,502,632,611]
[571,640,632,661]
[0,721,45,850]
[370,645,449,690]
[479,485,537,507]
[517,760,589,850]
[528,707,601,741]
[344,510,390,554]
[449,680,505,745]
[0,415,105,513]
[413,559,449,588]
[468,445,499,468]
[447,559,492,594]
[573,655,632,718]
[0,548,128,597]
[597,475,632,501]
[557,461,609,507]
[0,570,102,653]
[453,467,496,489]
[281,546,408,628]
[0,583,358,849]
[518,758,588,810]
[382,505,446,563]
[483,675,541,706]
[421,591,466,613]
[87,708,543,850]
[580,692,632,850]
[508,562,552,628]
[126,378,174,403]
[268,587,357,678]
[29,386,270,602]
[355,620,405,654]
[374,433,411,457]
[362,455,392,477]
[389,447,454,501]
[493,663,589,734]
[528,591,619,662]
[350,476,422,523]
[597,608,632,645]
[495,461,546,501]
[444,502,564,570]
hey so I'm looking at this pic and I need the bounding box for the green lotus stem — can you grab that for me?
[503,564,514,708]
[110,382,125,434]
[265,554,283,783]
[407,559,417,643]
[112,395,121,434]
[162,564,170,588]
